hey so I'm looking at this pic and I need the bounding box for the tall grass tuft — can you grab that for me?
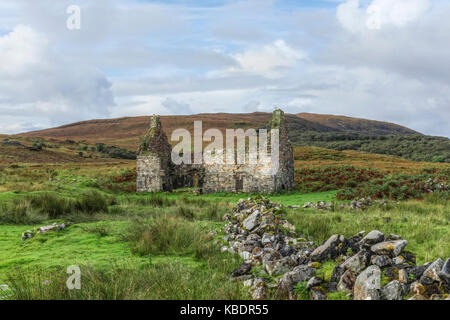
[177,206,195,220]
[201,203,226,221]
[74,191,109,214]
[178,196,208,207]
[0,199,45,224]
[423,191,449,205]
[127,215,211,256]
[134,193,174,207]
[28,193,73,219]
[0,191,110,222]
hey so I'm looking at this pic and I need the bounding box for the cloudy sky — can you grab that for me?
[0,0,449,137]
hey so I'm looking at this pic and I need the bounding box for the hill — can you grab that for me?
[20,112,418,149]
[17,111,450,163]
[296,113,418,135]
[0,135,136,164]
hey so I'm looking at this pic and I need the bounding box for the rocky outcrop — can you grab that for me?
[222,196,450,300]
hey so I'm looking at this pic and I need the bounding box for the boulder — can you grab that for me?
[370,240,407,257]
[406,264,428,281]
[398,269,408,284]
[420,258,444,285]
[288,265,316,283]
[243,211,260,231]
[340,250,371,274]
[370,255,392,268]
[261,233,275,245]
[310,234,345,262]
[410,281,425,296]
[21,230,34,241]
[438,258,450,287]
[337,270,357,294]
[239,251,252,260]
[354,266,381,300]
[310,288,326,300]
[251,286,266,300]
[37,222,67,233]
[275,265,316,299]
[230,262,252,277]
[279,245,295,257]
[250,278,266,300]
[408,294,426,300]
[360,230,384,246]
[345,232,364,253]
[381,280,406,300]
[386,234,402,241]
[264,257,295,276]
[306,276,323,290]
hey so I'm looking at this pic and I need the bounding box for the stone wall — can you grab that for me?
[272,109,295,191]
[202,109,294,194]
[136,115,174,192]
[136,154,164,192]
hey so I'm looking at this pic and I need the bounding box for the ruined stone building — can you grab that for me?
[136,109,294,194]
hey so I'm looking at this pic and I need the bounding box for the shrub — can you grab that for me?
[75,191,109,214]
[295,165,384,193]
[336,170,449,201]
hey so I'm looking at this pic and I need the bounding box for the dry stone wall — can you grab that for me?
[222,196,450,300]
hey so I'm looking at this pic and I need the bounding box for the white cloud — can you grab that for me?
[0,25,47,75]
[229,40,305,78]
[337,0,430,32]
[336,0,366,33]
[369,0,430,27]
[0,25,114,131]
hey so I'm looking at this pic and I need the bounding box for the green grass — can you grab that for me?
[0,221,150,283]
[0,211,248,299]
[6,261,249,300]
[164,190,337,206]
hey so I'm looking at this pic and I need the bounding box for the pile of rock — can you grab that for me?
[222,196,449,300]
[301,201,333,210]
[22,222,68,241]
[294,198,388,211]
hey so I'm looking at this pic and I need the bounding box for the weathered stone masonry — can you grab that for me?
[136,109,294,194]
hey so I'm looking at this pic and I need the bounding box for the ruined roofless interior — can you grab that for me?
[136,109,294,194]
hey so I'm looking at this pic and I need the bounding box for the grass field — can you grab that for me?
[0,146,448,300]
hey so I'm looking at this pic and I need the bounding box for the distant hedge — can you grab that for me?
[94,143,137,160]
